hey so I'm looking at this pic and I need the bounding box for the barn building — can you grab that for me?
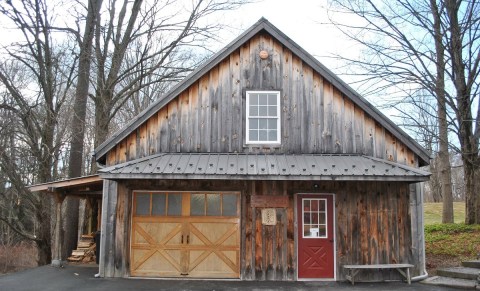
[31,18,430,282]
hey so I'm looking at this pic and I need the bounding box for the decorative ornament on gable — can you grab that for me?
[259,50,269,59]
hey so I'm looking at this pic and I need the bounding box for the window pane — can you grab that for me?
[191,194,205,216]
[268,130,277,141]
[249,118,259,129]
[268,94,277,105]
[167,193,182,216]
[304,225,311,237]
[319,200,326,211]
[249,129,258,141]
[303,200,310,211]
[258,130,268,141]
[319,225,327,237]
[268,105,277,117]
[311,200,319,211]
[249,94,258,105]
[152,193,166,215]
[319,213,326,224]
[222,194,237,216]
[259,94,268,105]
[135,193,150,216]
[249,105,258,116]
[207,194,221,216]
[268,119,277,129]
[259,119,268,129]
[259,106,268,116]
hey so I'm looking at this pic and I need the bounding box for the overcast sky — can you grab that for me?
[218,0,360,79]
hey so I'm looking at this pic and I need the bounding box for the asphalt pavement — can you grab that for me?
[0,264,453,291]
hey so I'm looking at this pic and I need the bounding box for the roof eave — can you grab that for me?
[99,173,429,182]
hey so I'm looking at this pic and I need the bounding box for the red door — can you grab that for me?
[297,194,335,279]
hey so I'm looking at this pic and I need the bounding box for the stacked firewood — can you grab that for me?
[67,234,96,263]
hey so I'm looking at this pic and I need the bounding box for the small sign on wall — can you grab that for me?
[261,208,277,225]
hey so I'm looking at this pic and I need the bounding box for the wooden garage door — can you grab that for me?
[131,192,240,278]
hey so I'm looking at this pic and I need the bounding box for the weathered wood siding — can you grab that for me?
[105,32,419,167]
[101,179,421,281]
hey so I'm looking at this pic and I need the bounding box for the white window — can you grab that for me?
[246,91,281,144]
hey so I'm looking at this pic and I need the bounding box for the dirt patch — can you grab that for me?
[426,254,464,276]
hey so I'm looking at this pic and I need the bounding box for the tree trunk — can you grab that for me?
[430,0,454,223]
[64,0,103,260]
[445,0,478,224]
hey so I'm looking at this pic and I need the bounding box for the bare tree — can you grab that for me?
[91,0,251,147]
[0,0,77,263]
[327,0,480,223]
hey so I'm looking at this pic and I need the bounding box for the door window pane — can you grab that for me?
[136,193,150,216]
[222,194,237,216]
[207,194,221,216]
[167,193,182,216]
[152,193,166,215]
[191,194,205,216]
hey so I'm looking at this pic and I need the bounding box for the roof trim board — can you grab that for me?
[28,175,102,193]
[93,18,430,166]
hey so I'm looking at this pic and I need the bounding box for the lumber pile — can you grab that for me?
[67,234,96,263]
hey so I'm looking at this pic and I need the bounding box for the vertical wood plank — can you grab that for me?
[323,82,334,152]
[100,180,118,278]
[364,115,375,156]
[354,105,364,154]
[271,37,282,89]
[251,182,256,279]
[375,123,385,159]
[313,74,323,153]
[179,91,190,152]
[138,123,147,158]
[332,89,344,153]
[344,98,355,153]
[241,186,247,279]
[189,84,200,152]
[281,47,293,152]
[385,131,396,162]
[230,51,242,152]
[303,65,315,153]
[126,133,137,161]
[209,66,220,152]
[158,108,169,152]
[218,59,231,152]
[114,183,128,277]
[199,75,211,152]
[291,55,303,152]
[147,113,158,156]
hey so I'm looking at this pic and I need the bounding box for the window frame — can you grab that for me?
[245,90,281,145]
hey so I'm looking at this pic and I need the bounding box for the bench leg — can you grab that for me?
[396,268,411,284]
[345,269,360,285]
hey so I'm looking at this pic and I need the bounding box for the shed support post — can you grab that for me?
[409,182,426,277]
[52,191,65,267]
[99,179,118,278]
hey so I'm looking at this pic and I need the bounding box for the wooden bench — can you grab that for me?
[343,264,414,285]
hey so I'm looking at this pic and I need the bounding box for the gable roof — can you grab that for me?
[94,18,430,166]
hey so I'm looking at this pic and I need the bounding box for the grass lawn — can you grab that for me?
[423,202,479,275]
[424,202,465,224]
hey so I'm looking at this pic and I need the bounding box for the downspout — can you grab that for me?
[411,182,429,281]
